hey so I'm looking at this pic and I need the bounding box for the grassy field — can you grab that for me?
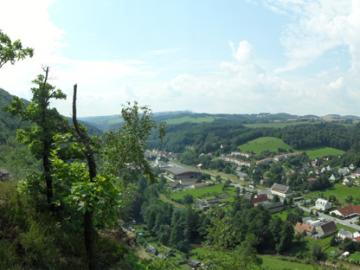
[303,147,345,159]
[349,251,360,264]
[169,184,234,201]
[244,121,317,129]
[239,137,292,154]
[261,255,321,270]
[191,247,322,270]
[166,116,216,125]
[305,184,360,205]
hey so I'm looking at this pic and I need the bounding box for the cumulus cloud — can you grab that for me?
[0,0,153,116]
[232,40,252,62]
[1,0,360,116]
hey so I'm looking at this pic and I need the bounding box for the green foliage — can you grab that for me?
[206,198,294,253]
[239,137,292,154]
[102,102,159,182]
[19,220,59,268]
[52,157,124,227]
[0,30,33,69]
[304,147,344,159]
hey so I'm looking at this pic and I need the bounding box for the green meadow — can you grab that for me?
[239,137,292,154]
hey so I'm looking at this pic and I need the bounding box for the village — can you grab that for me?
[144,147,360,264]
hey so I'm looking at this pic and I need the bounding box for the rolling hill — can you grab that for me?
[239,137,292,154]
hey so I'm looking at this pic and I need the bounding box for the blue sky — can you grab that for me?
[1,0,359,116]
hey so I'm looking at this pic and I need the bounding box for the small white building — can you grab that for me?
[337,229,353,240]
[315,198,332,211]
[339,167,350,176]
[270,183,292,201]
[343,178,352,186]
[329,174,336,182]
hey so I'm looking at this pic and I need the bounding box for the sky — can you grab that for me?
[0,0,360,116]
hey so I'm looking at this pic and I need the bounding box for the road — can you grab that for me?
[296,204,360,231]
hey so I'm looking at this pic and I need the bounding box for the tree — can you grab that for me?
[7,67,67,207]
[235,234,263,269]
[102,101,163,183]
[276,221,294,253]
[71,84,97,270]
[312,244,326,261]
[0,30,33,69]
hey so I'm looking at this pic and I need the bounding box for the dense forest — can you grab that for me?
[149,120,360,155]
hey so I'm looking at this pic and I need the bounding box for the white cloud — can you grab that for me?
[0,0,153,116]
[1,0,360,116]
[329,77,344,89]
[230,40,252,62]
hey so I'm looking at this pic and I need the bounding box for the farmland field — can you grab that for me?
[169,184,234,201]
[244,120,317,129]
[166,116,216,125]
[305,184,360,204]
[239,137,292,154]
[303,147,345,159]
[261,255,321,270]
[191,247,322,270]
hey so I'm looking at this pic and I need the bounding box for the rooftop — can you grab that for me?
[271,183,290,194]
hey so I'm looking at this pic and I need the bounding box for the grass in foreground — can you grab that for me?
[302,147,345,159]
[191,247,322,270]
[261,255,320,270]
[239,137,292,154]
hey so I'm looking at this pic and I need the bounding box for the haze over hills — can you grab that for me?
[0,88,101,137]
[79,111,360,132]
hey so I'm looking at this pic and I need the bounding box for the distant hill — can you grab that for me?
[0,88,26,143]
[0,88,101,141]
[80,111,338,132]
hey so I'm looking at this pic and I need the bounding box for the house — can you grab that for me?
[251,194,268,207]
[314,221,337,238]
[329,174,336,182]
[261,201,284,213]
[343,177,352,186]
[338,167,350,176]
[315,198,332,211]
[294,222,315,236]
[330,205,360,219]
[270,183,292,201]
[337,229,353,240]
[188,259,201,269]
[0,169,9,181]
[237,171,248,180]
[303,217,322,227]
[164,166,202,183]
[351,168,360,179]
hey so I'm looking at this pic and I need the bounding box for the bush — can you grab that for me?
[19,220,60,269]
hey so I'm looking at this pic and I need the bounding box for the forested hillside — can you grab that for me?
[0,88,27,143]
[150,120,360,154]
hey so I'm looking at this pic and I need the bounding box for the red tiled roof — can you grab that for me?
[354,236,360,242]
[337,205,360,217]
[295,222,314,234]
[251,194,268,205]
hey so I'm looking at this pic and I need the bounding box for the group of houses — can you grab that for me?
[330,205,360,219]
[295,217,337,238]
[309,158,360,186]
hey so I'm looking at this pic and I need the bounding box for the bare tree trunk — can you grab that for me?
[72,84,96,270]
[41,67,54,208]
